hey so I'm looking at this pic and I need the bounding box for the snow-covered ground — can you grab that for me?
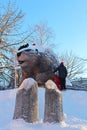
[0,88,87,130]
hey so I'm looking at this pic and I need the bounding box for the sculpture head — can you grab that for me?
[17,44,58,85]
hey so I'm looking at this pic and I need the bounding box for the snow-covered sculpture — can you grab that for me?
[13,44,63,123]
[17,43,58,86]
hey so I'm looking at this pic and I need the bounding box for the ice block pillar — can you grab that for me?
[13,78,38,123]
[44,80,63,123]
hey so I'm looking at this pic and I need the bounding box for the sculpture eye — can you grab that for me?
[18,60,25,64]
[17,52,22,57]
[17,49,32,57]
[25,49,32,52]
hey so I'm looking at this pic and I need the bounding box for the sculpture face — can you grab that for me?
[17,52,38,70]
[17,48,58,85]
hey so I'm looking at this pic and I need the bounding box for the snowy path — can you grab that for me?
[0,88,87,130]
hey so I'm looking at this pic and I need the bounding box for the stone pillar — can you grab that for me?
[13,78,38,123]
[44,80,63,123]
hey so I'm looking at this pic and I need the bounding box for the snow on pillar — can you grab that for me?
[44,80,63,123]
[13,78,38,123]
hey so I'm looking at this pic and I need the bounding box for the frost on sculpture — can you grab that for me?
[16,43,59,86]
[14,43,63,123]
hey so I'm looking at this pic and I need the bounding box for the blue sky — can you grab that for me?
[1,0,87,58]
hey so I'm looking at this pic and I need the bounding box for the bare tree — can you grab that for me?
[58,51,86,79]
[0,1,56,88]
[0,1,29,88]
[28,22,55,47]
